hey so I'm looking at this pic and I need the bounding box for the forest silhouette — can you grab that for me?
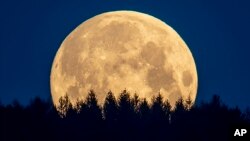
[1,89,250,141]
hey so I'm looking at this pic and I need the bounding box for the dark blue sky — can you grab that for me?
[0,0,250,109]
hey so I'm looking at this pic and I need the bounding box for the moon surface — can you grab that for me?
[50,11,198,107]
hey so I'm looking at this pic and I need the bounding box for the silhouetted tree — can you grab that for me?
[171,97,186,126]
[84,90,103,140]
[138,98,150,121]
[130,93,140,124]
[210,94,222,109]
[243,107,250,122]
[138,98,150,138]
[1,90,249,141]
[57,94,72,118]
[85,90,102,121]
[102,91,119,140]
[131,93,140,113]
[151,93,166,122]
[116,89,137,140]
[175,97,185,113]
[163,99,172,124]
[75,98,84,114]
[117,89,133,122]
[27,97,49,118]
[103,90,118,122]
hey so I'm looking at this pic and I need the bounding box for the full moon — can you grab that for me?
[50,11,198,107]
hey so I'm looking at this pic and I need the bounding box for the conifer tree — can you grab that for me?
[57,94,72,118]
[85,90,102,121]
[103,90,118,122]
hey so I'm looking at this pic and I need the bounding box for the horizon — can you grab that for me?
[1,89,247,112]
[1,88,249,141]
[0,0,250,110]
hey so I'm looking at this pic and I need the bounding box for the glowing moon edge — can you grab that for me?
[50,10,198,108]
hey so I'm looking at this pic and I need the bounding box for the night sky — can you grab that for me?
[0,0,250,109]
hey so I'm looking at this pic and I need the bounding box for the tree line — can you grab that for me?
[0,89,250,141]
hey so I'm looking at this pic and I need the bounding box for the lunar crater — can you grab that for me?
[182,70,193,87]
[147,66,175,93]
[50,11,198,107]
[141,41,166,68]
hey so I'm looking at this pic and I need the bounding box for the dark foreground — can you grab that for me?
[1,90,249,141]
